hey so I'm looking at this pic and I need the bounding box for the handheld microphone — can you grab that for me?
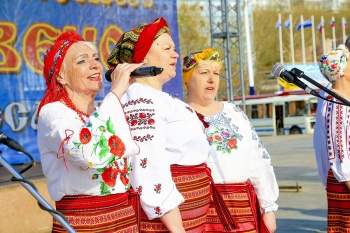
[105,66,164,82]
[271,64,319,97]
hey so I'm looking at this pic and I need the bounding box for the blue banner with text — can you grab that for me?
[0,0,181,164]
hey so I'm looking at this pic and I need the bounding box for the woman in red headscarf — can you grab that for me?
[107,18,235,233]
[37,31,142,232]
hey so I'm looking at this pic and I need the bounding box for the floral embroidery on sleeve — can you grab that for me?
[69,113,131,195]
[92,157,131,195]
[123,97,156,142]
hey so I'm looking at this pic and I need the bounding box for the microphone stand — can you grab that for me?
[291,68,350,107]
[0,150,76,233]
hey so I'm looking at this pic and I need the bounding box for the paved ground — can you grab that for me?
[262,134,327,233]
[0,133,327,232]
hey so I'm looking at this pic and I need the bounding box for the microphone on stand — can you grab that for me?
[0,131,35,164]
[271,64,320,97]
[290,67,350,107]
[105,66,163,82]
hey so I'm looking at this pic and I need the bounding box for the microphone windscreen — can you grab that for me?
[271,64,285,78]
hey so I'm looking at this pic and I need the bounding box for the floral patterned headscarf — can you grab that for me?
[37,31,84,115]
[107,17,170,68]
[319,44,350,84]
[182,48,220,89]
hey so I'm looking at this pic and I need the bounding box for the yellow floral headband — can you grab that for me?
[182,48,220,88]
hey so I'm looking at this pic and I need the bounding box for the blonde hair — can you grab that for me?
[61,41,98,75]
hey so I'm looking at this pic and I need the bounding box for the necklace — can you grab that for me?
[60,91,89,124]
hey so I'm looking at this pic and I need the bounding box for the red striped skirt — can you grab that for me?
[327,169,350,232]
[53,192,139,233]
[139,163,211,233]
[206,182,267,233]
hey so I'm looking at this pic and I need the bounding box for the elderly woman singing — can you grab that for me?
[107,18,236,233]
[36,31,142,232]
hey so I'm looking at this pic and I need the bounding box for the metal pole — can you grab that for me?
[244,0,254,95]
[0,153,76,233]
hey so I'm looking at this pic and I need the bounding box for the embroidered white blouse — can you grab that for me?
[313,89,350,186]
[37,92,139,201]
[121,83,211,220]
[204,101,279,212]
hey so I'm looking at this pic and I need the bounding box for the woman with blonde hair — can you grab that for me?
[37,31,141,232]
[183,48,279,233]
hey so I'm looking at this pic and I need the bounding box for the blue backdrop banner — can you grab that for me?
[0,0,182,164]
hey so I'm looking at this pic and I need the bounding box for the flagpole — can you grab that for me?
[332,16,336,49]
[278,13,283,64]
[342,17,346,43]
[300,15,306,64]
[289,14,295,65]
[321,16,326,54]
[311,15,316,64]
[244,0,254,95]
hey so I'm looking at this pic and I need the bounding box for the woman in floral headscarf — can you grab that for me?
[36,31,141,232]
[314,42,350,232]
[183,48,279,233]
[107,18,236,233]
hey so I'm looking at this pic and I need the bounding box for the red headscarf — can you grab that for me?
[37,31,84,115]
[132,17,168,63]
[107,17,169,67]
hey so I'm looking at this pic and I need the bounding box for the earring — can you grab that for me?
[142,57,147,65]
[57,75,66,85]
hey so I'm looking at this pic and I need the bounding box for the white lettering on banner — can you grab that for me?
[31,101,40,130]
[4,102,30,132]
[1,100,103,133]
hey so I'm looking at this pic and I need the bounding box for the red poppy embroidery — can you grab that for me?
[120,174,129,186]
[136,186,143,195]
[154,183,161,194]
[101,166,118,187]
[154,206,162,216]
[130,119,138,126]
[140,158,148,168]
[79,128,92,144]
[108,135,126,158]
[227,138,237,149]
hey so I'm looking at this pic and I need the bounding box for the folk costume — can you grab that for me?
[37,31,140,232]
[107,18,230,233]
[183,49,279,232]
[314,44,350,232]
[203,102,279,232]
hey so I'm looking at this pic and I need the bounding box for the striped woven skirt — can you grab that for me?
[53,192,139,233]
[327,169,350,232]
[205,182,264,233]
[139,163,211,233]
